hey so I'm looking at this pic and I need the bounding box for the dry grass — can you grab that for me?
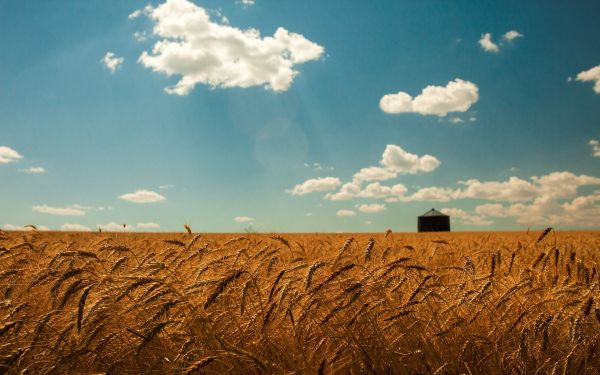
[0,230,599,374]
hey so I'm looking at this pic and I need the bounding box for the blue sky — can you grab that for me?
[1,0,599,232]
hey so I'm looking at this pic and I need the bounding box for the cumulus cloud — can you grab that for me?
[353,166,397,182]
[20,167,45,173]
[590,140,600,157]
[137,222,161,229]
[503,30,523,41]
[441,208,493,226]
[239,0,255,5]
[234,216,254,223]
[357,203,386,213]
[0,146,23,164]
[287,177,341,195]
[577,65,600,93]
[380,145,441,174]
[61,223,92,232]
[33,205,86,216]
[102,52,124,73]
[478,33,499,52]
[3,224,50,231]
[98,222,133,232]
[119,190,166,203]
[380,79,479,117]
[336,209,356,217]
[137,0,324,95]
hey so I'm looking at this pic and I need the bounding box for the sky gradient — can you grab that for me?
[1,0,599,232]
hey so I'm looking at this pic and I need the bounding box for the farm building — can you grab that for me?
[418,208,450,232]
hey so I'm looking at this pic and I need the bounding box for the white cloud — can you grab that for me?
[133,31,147,42]
[0,146,23,164]
[353,166,397,182]
[304,162,334,171]
[33,205,86,216]
[98,222,133,232]
[239,0,255,5]
[138,0,324,95]
[449,117,464,124]
[61,223,92,232]
[102,52,124,73]
[357,203,386,213]
[234,216,254,223]
[19,167,45,174]
[576,64,600,93]
[305,212,312,216]
[287,177,341,195]
[478,33,499,52]
[590,140,600,157]
[441,208,493,226]
[405,187,457,202]
[380,79,479,117]
[137,222,161,229]
[336,209,356,217]
[457,177,538,202]
[380,145,441,174]
[503,30,523,41]
[3,224,49,231]
[128,9,142,19]
[159,184,174,190]
[364,220,372,225]
[119,190,166,203]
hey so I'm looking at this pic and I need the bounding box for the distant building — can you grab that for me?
[418,208,450,232]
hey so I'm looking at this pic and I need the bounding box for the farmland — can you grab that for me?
[1,230,599,374]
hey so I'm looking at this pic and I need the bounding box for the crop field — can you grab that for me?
[0,229,599,374]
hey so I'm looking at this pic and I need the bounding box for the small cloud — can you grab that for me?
[133,31,147,42]
[102,52,124,73]
[305,212,313,216]
[61,223,92,232]
[357,203,386,214]
[159,184,174,190]
[304,162,334,171]
[449,117,464,124]
[502,30,524,41]
[20,167,45,174]
[234,216,254,223]
[510,166,519,172]
[380,79,479,117]
[137,222,161,229]
[364,220,372,225]
[479,33,499,53]
[287,177,342,195]
[119,190,166,203]
[567,76,573,82]
[336,209,356,217]
[0,146,23,164]
[98,222,133,232]
[469,116,477,122]
[128,9,142,19]
[590,139,600,157]
[33,205,86,216]
[240,0,255,5]
[576,65,600,94]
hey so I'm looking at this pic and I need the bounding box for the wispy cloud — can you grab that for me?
[502,30,523,41]
[336,209,356,217]
[234,216,254,223]
[102,52,124,73]
[19,167,45,173]
[61,223,92,232]
[137,222,161,229]
[138,0,324,95]
[380,79,479,117]
[0,146,23,164]
[33,205,86,216]
[357,203,386,213]
[119,190,166,203]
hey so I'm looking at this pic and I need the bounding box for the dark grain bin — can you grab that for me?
[418,208,450,232]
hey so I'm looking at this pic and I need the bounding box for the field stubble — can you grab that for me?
[0,229,599,374]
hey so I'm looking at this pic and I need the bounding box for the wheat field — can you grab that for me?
[0,229,599,374]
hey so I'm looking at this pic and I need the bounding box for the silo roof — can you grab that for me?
[419,208,449,217]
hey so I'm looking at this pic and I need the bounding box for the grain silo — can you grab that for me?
[418,208,450,232]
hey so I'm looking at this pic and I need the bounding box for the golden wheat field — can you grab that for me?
[0,229,599,374]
